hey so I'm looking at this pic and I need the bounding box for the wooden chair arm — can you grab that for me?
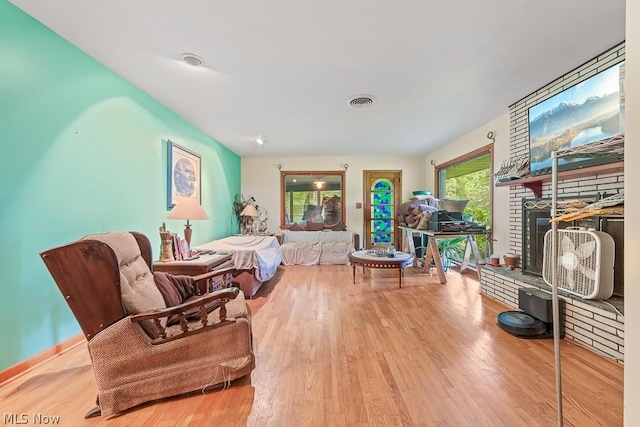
[130,287,240,343]
[191,268,235,285]
[130,287,239,321]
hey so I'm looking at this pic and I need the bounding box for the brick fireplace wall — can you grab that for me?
[506,42,625,258]
[481,42,625,363]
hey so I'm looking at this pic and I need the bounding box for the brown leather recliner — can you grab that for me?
[40,231,254,419]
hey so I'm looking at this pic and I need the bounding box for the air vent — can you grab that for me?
[348,95,376,108]
[180,53,205,67]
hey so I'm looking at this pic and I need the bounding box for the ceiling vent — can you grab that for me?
[348,95,376,108]
[180,53,205,67]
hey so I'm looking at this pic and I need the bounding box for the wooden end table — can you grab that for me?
[153,253,233,294]
[348,250,414,288]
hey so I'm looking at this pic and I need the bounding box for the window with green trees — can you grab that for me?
[436,145,492,265]
[280,171,345,227]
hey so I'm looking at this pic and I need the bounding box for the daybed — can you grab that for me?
[280,230,359,265]
[196,235,282,298]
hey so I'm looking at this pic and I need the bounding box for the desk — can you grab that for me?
[398,226,485,284]
[348,250,414,288]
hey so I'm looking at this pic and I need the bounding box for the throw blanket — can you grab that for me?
[153,271,220,325]
[153,271,198,307]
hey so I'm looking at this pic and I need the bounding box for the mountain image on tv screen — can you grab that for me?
[528,61,624,172]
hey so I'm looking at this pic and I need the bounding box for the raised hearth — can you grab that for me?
[481,266,624,363]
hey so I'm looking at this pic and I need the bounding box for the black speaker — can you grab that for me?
[497,287,563,339]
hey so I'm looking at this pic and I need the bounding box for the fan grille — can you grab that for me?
[349,95,376,108]
[542,228,614,299]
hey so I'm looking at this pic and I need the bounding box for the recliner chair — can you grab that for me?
[40,231,254,419]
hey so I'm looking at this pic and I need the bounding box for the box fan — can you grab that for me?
[542,227,615,300]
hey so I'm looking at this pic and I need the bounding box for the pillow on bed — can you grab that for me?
[306,220,325,231]
[288,222,306,231]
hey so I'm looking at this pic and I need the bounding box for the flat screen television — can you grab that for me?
[528,61,625,175]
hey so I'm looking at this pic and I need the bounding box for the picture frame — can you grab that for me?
[166,140,201,210]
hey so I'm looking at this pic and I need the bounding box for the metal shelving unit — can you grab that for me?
[549,135,624,426]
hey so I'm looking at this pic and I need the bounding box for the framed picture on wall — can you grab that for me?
[166,140,201,210]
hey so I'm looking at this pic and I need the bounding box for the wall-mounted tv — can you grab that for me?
[528,61,625,175]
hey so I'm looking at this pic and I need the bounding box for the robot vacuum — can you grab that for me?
[497,311,547,337]
[497,288,562,339]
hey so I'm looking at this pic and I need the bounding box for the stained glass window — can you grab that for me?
[372,233,392,244]
[374,181,391,191]
[372,191,392,205]
[373,205,393,218]
[371,178,394,246]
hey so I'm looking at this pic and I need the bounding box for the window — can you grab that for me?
[280,170,345,227]
[435,144,493,263]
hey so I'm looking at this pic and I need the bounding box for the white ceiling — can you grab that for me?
[11,0,625,158]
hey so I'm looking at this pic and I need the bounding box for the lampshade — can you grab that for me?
[167,198,209,220]
[166,198,209,247]
[240,204,259,217]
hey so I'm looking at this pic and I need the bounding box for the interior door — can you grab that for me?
[363,170,402,249]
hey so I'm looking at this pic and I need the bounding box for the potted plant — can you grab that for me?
[436,237,465,271]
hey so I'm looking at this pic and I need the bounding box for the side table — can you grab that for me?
[153,253,233,294]
[348,250,414,288]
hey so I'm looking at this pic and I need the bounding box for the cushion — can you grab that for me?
[82,232,167,337]
[288,222,306,231]
[331,221,347,231]
[306,220,325,231]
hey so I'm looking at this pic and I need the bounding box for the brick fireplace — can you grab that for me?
[520,196,624,297]
[481,43,625,363]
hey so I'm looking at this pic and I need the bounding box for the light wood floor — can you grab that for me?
[0,265,623,426]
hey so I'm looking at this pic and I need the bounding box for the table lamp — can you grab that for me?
[240,204,259,235]
[166,197,209,246]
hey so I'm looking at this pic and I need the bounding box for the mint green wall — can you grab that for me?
[0,1,241,370]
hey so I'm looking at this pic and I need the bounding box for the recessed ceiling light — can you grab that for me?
[180,53,205,67]
[256,137,265,145]
[348,94,376,108]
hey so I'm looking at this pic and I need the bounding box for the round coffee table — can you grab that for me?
[348,250,414,288]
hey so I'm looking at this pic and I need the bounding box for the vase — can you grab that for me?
[503,254,519,270]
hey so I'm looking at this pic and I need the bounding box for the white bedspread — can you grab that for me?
[196,235,283,282]
[282,230,354,244]
[280,231,355,265]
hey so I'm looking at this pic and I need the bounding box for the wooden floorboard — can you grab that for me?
[0,265,623,426]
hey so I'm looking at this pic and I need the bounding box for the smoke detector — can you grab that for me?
[348,95,376,108]
[180,53,205,67]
